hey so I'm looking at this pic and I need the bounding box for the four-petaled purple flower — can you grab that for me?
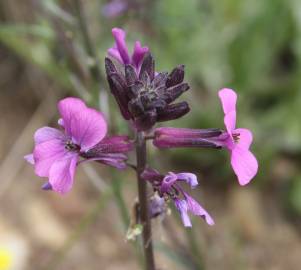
[25,97,133,194]
[108,28,149,73]
[142,168,214,227]
[217,88,258,185]
[153,88,258,186]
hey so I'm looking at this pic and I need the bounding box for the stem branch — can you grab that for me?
[72,0,109,115]
[136,132,156,270]
[72,0,102,83]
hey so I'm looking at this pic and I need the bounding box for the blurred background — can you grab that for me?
[0,0,301,269]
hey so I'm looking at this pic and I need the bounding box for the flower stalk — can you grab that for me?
[135,132,155,270]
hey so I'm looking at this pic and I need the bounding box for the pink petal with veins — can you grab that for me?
[49,154,78,194]
[33,139,67,177]
[174,199,192,227]
[69,107,107,151]
[224,110,236,135]
[34,127,65,145]
[57,97,86,137]
[218,88,237,114]
[235,128,253,149]
[231,146,258,185]
[185,194,215,226]
[58,98,107,151]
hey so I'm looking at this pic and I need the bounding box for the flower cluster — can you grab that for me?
[105,28,190,131]
[26,27,258,229]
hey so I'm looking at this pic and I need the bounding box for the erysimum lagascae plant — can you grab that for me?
[26,27,258,270]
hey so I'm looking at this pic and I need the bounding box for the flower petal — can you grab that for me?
[218,88,237,115]
[34,127,65,145]
[70,107,107,151]
[185,194,215,226]
[24,154,35,165]
[224,110,236,136]
[86,135,133,154]
[132,41,149,69]
[174,199,192,227]
[41,182,52,190]
[58,118,64,127]
[83,153,128,170]
[231,146,258,186]
[160,172,178,193]
[58,97,107,151]
[33,139,66,177]
[111,28,130,64]
[49,154,78,194]
[108,47,123,63]
[149,194,165,218]
[175,173,198,189]
[235,128,253,149]
[57,97,86,136]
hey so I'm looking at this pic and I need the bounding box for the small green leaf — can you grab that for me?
[126,224,143,242]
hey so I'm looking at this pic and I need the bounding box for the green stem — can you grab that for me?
[72,0,102,84]
[111,170,144,267]
[136,132,156,270]
[72,0,108,111]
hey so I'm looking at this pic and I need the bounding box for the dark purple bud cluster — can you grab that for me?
[105,53,190,131]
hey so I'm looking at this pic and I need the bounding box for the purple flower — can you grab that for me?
[108,28,149,72]
[25,97,133,194]
[149,193,166,218]
[102,0,128,18]
[153,89,258,186]
[217,88,258,185]
[142,169,214,227]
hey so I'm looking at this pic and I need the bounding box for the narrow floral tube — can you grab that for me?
[153,127,224,149]
[154,127,223,138]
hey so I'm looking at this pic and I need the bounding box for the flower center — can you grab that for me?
[232,132,240,143]
[65,140,80,152]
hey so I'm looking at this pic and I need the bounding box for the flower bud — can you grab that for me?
[84,136,133,155]
[166,65,185,87]
[157,102,190,122]
[153,127,223,149]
